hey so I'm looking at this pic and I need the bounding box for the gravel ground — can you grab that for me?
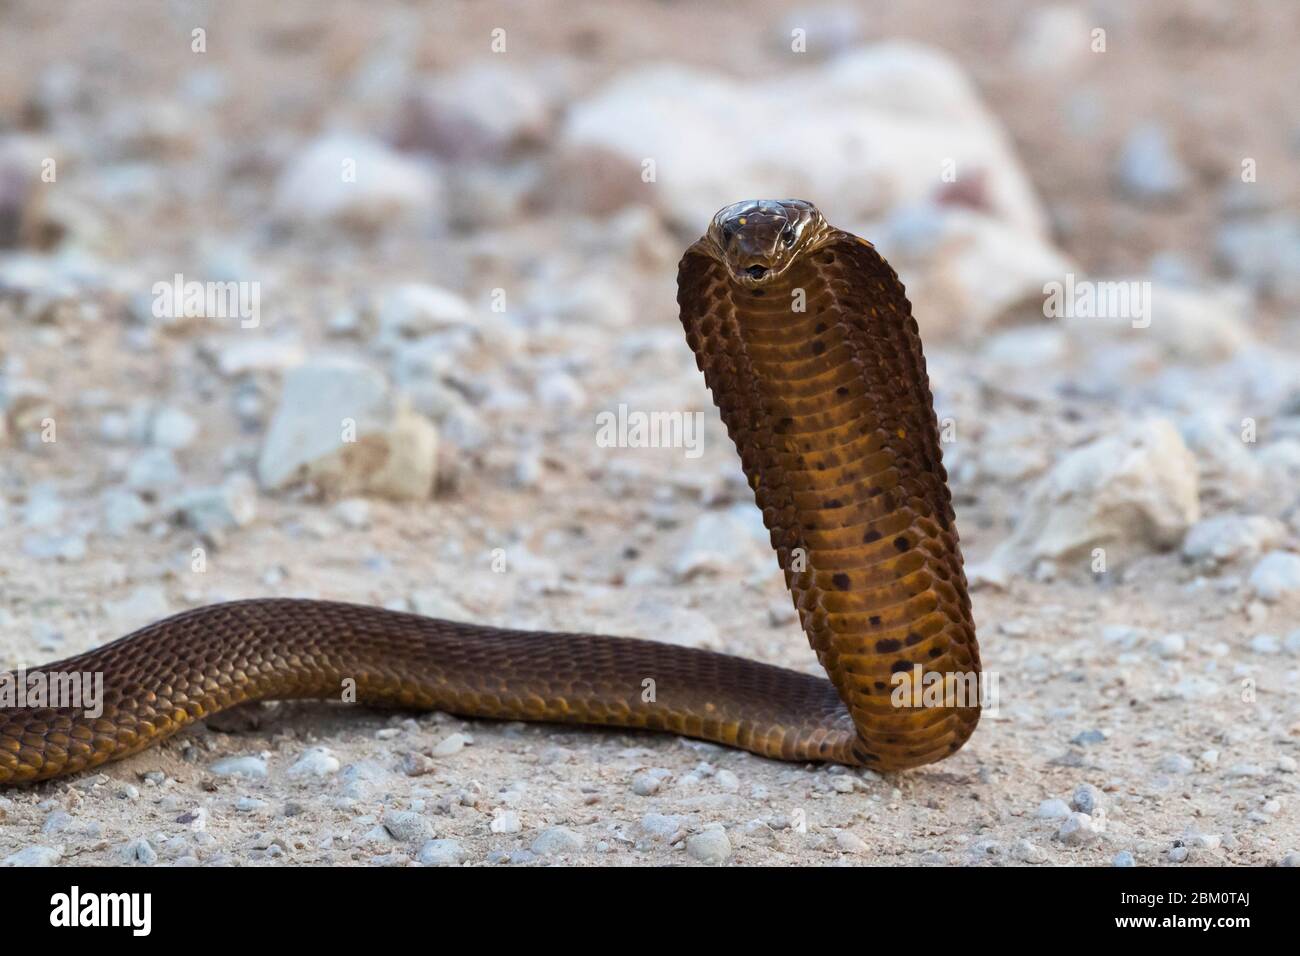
[1,0,1299,867]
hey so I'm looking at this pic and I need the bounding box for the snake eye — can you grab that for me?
[781,228,795,246]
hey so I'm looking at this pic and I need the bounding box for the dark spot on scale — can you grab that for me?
[875,638,901,653]
[823,499,841,509]
[814,322,827,333]
[836,386,849,396]
[811,340,826,356]
[862,529,881,543]
[776,417,793,432]
[869,615,881,627]
[904,632,923,646]
[832,573,851,590]
[868,486,882,496]
[751,289,765,297]
[893,536,910,552]
[890,659,913,674]
[928,646,944,658]
[874,681,887,691]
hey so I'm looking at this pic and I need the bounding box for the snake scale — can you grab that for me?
[0,199,979,785]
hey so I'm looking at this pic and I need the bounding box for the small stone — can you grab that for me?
[1057,812,1100,845]
[121,838,157,865]
[1250,634,1281,654]
[1159,753,1195,775]
[418,839,468,866]
[1037,798,1071,819]
[835,830,869,854]
[640,813,687,841]
[1112,850,1137,867]
[431,732,469,757]
[1154,633,1186,659]
[1169,844,1189,863]
[631,769,670,796]
[382,810,433,844]
[530,826,584,856]
[686,825,732,864]
[1116,122,1189,202]
[1249,551,1300,602]
[149,406,199,449]
[490,810,522,834]
[1,845,63,867]
[1071,784,1104,815]
[1012,838,1047,863]
[209,755,268,779]
[288,747,340,778]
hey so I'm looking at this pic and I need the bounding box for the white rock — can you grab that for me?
[170,473,258,536]
[879,204,1075,338]
[1057,812,1101,845]
[1037,798,1071,819]
[126,448,182,495]
[101,489,151,537]
[257,359,439,501]
[1,845,62,867]
[149,406,199,449]
[489,810,522,834]
[273,134,442,230]
[1179,413,1262,505]
[673,507,769,579]
[1249,551,1300,602]
[1015,4,1091,74]
[375,283,474,340]
[288,747,340,778]
[1182,514,1284,566]
[431,732,469,757]
[1116,123,1189,202]
[209,756,268,779]
[396,64,550,161]
[556,43,1047,237]
[992,418,1199,570]
[1250,633,1281,654]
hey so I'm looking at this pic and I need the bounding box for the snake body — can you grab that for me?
[0,200,978,785]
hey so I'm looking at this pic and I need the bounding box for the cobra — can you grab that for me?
[0,199,980,784]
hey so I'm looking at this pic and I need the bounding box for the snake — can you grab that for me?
[0,199,979,785]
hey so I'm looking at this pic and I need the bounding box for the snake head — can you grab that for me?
[707,199,829,286]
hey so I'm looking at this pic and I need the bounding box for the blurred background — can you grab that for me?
[1,0,1300,866]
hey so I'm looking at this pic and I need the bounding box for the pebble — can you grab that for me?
[1159,753,1195,775]
[1248,551,1300,602]
[209,755,268,779]
[1037,798,1071,819]
[490,810,522,834]
[631,768,671,796]
[1071,783,1104,815]
[1012,838,1047,863]
[1115,122,1189,202]
[530,826,585,856]
[1112,850,1136,867]
[432,732,470,757]
[641,813,688,841]
[834,830,869,854]
[120,837,158,865]
[686,825,732,864]
[287,747,340,778]
[1057,812,1101,845]
[1250,633,1281,654]
[1169,844,1189,863]
[1154,633,1186,659]
[2,846,63,866]
[382,810,433,843]
[418,839,468,866]
[149,406,199,449]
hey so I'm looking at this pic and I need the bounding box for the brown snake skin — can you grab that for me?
[0,200,979,785]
